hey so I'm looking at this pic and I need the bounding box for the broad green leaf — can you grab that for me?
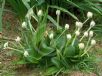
[51,57,61,68]
[39,41,54,56]
[56,36,66,50]
[63,45,75,57]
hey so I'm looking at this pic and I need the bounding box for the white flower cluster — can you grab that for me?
[49,11,96,50]
[77,12,96,52]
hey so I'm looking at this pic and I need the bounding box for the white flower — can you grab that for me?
[49,33,54,39]
[87,12,93,18]
[15,36,21,42]
[66,34,72,40]
[24,51,29,57]
[78,43,85,49]
[0,62,1,64]
[75,31,80,36]
[4,42,8,49]
[37,10,43,16]
[22,22,27,28]
[75,21,83,29]
[90,20,95,27]
[65,24,69,30]
[84,31,88,37]
[89,31,93,37]
[91,39,96,46]
[56,10,60,15]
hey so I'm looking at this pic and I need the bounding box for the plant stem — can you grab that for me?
[57,15,60,30]
[83,18,89,24]
[81,37,91,57]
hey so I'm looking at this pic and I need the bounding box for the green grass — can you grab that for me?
[0,0,5,33]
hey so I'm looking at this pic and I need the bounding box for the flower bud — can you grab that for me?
[24,51,29,57]
[4,42,8,49]
[66,34,72,40]
[90,20,95,27]
[22,22,27,28]
[56,10,60,15]
[75,31,80,36]
[37,10,43,17]
[78,43,85,49]
[75,21,83,29]
[65,24,69,30]
[84,31,88,37]
[15,36,21,42]
[89,31,93,37]
[87,12,93,18]
[49,33,54,39]
[91,39,96,46]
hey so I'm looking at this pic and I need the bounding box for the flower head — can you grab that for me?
[49,33,54,39]
[90,20,95,27]
[15,36,21,42]
[56,10,60,15]
[84,31,88,37]
[22,22,27,28]
[37,10,43,17]
[65,24,69,30]
[75,21,83,29]
[79,43,85,49]
[91,39,96,46]
[75,31,80,36]
[87,12,93,18]
[89,31,94,37]
[4,42,8,49]
[66,34,72,40]
[24,51,29,57]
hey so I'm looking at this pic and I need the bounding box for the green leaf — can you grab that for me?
[49,5,78,20]
[45,66,59,75]
[63,45,75,57]
[56,36,66,50]
[12,59,27,65]
[39,42,54,56]
[51,57,61,68]
[33,9,48,46]
[47,15,58,28]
